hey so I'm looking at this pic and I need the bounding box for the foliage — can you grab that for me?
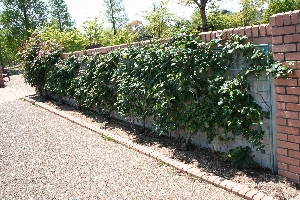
[191,3,243,30]
[17,32,62,94]
[239,0,266,26]
[220,146,259,168]
[74,51,120,117]
[263,0,300,23]
[39,24,88,52]
[104,0,129,35]
[0,0,48,64]
[81,16,105,46]
[45,55,82,98]
[142,0,177,38]
[20,31,293,154]
[48,0,74,32]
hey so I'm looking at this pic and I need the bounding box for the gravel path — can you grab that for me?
[0,75,244,199]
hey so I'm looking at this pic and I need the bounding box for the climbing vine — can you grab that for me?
[18,30,293,153]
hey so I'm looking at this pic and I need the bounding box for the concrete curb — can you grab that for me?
[24,96,275,200]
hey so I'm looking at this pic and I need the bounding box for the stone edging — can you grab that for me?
[24,96,299,200]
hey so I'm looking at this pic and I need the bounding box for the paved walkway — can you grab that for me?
[0,75,243,199]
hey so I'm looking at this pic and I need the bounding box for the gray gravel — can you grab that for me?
[0,75,243,199]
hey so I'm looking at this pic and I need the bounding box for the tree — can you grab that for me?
[143,0,176,38]
[48,0,74,32]
[81,16,104,46]
[103,0,128,35]
[0,0,47,64]
[0,0,47,39]
[38,24,88,52]
[263,0,300,23]
[239,0,266,26]
[177,0,214,30]
[190,3,243,30]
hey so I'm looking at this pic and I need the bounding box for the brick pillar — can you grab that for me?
[271,10,300,183]
[0,66,4,87]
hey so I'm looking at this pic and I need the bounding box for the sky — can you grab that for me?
[64,0,241,29]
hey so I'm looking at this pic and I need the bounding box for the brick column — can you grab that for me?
[271,10,300,183]
[0,66,4,87]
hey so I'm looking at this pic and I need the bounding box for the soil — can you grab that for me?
[32,96,299,200]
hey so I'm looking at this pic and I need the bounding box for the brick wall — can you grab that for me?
[271,10,300,183]
[0,66,4,88]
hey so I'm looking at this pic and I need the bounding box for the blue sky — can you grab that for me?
[64,0,241,29]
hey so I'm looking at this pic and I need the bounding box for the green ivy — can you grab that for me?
[18,31,293,154]
[220,146,259,169]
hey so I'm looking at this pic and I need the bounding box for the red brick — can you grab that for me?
[206,32,211,41]
[288,70,300,78]
[288,119,300,128]
[252,25,259,37]
[201,33,206,42]
[276,102,286,110]
[278,169,300,181]
[272,26,295,36]
[276,94,298,103]
[278,155,300,165]
[273,44,296,53]
[291,10,300,25]
[288,135,300,143]
[289,149,300,159]
[269,15,276,26]
[273,53,284,61]
[278,162,289,170]
[286,103,300,111]
[277,141,300,151]
[275,86,286,94]
[276,14,284,26]
[259,24,267,36]
[266,25,272,36]
[245,189,259,200]
[277,117,287,125]
[290,165,300,174]
[277,110,299,119]
[272,36,283,44]
[284,34,300,43]
[277,147,288,156]
[253,192,266,200]
[297,24,300,33]
[238,187,251,198]
[277,126,299,134]
[239,27,246,36]
[211,32,216,40]
[283,12,292,25]
[253,37,272,45]
[233,29,239,35]
[245,26,252,37]
[286,52,300,61]
[274,78,297,86]
[232,184,245,195]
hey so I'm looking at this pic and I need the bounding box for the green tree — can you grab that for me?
[239,0,266,26]
[0,0,47,64]
[263,0,300,23]
[191,3,243,30]
[177,0,216,29]
[48,0,74,32]
[103,0,128,35]
[38,24,87,52]
[143,0,176,38]
[81,16,104,46]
